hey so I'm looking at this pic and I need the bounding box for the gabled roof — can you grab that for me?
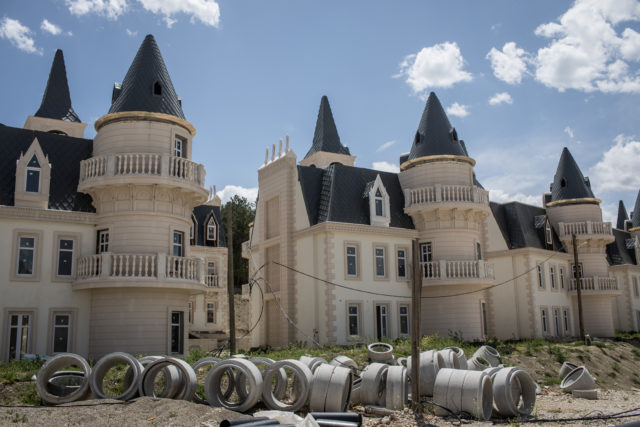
[0,124,94,211]
[35,49,80,123]
[192,205,226,247]
[407,92,467,161]
[606,228,636,266]
[109,35,185,119]
[297,164,414,229]
[617,200,629,230]
[631,189,640,229]
[304,96,350,158]
[549,147,595,203]
[490,201,564,251]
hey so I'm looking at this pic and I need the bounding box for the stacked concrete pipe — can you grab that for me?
[309,363,353,412]
[433,368,494,421]
[472,346,501,367]
[406,350,444,396]
[367,343,394,364]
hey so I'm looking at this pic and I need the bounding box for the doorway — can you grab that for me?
[8,314,31,360]
[170,311,184,354]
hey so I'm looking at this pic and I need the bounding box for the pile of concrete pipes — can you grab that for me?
[558,362,597,399]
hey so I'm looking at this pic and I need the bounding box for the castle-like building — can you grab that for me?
[1,36,229,361]
[243,93,640,347]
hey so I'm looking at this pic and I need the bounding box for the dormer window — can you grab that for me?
[153,81,162,96]
[367,175,391,227]
[25,155,41,193]
[560,178,567,188]
[450,127,458,142]
[545,221,553,245]
[206,215,218,245]
[375,189,384,216]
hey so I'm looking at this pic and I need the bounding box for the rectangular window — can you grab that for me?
[375,198,383,216]
[207,261,216,275]
[97,230,109,253]
[541,308,548,333]
[560,268,565,289]
[17,236,35,276]
[174,137,184,158]
[550,266,556,289]
[173,231,184,257]
[545,222,553,245]
[375,247,385,277]
[8,314,31,360]
[553,308,560,336]
[399,305,410,335]
[397,249,407,279]
[571,263,583,279]
[348,304,360,336]
[206,303,215,323]
[25,168,40,193]
[481,301,488,337]
[57,239,74,277]
[537,265,544,288]
[207,219,217,241]
[52,314,71,353]
[633,277,639,298]
[346,245,358,278]
[421,242,433,278]
[476,242,482,260]
[375,304,388,339]
[170,311,183,354]
[188,302,193,324]
[563,309,570,332]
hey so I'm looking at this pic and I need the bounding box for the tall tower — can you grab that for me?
[629,190,640,265]
[398,92,493,340]
[546,147,618,336]
[75,35,208,357]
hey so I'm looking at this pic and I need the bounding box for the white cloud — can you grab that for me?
[137,0,221,27]
[66,0,128,19]
[126,28,138,37]
[486,42,529,84]
[40,19,62,35]
[488,92,513,106]
[372,161,399,173]
[564,126,574,138]
[397,42,472,94]
[590,134,640,192]
[217,185,258,204]
[488,189,541,206]
[376,140,396,152]
[446,102,469,118]
[533,0,640,93]
[0,18,41,55]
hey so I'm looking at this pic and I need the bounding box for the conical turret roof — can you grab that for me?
[109,34,185,119]
[550,147,595,203]
[631,190,640,229]
[617,200,629,229]
[304,96,350,159]
[35,49,80,122]
[407,92,467,161]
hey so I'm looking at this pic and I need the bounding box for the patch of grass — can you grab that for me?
[631,348,640,358]
[0,359,43,385]
[593,341,607,349]
[549,345,567,364]
[612,362,621,373]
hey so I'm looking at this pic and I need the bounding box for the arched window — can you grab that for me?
[153,81,162,96]
[25,155,41,193]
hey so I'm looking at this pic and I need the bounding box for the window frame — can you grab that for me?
[25,161,41,194]
[55,238,75,278]
[560,267,565,290]
[537,264,545,289]
[173,231,185,257]
[97,229,109,254]
[398,303,410,336]
[17,236,36,277]
[633,276,639,298]
[11,230,42,281]
[346,302,362,338]
[5,311,35,360]
[206,302,216,324]
[480,300,489,337]
[541,307,549,335]
[51,312,72,354]
[563,308,570,333]
[188,301,193,324]
[206,215,217,243]
[344,242,360,280]
[174,136,185,158]
[550,266,557,290]
[373,245,387,280]
[396,246,408,280]
[545,221,553,245]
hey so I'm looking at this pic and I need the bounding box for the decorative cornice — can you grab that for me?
[0,205,96,224]
[486,247,571,259]
[545,197,601,207]
[293,221,417,240]
[94,111,196,136]
[400,154,475,171]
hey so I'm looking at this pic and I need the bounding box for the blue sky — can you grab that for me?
[2,0,640,222]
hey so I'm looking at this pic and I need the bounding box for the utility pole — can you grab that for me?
[226,202,236,354]
[572,233,585,341]
[411,239,422,411]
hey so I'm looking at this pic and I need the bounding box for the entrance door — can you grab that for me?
[375,305,388,339]
[170,311,184,354]
[8,314,31,360]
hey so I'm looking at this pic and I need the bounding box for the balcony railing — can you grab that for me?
[569,276,618,292]
[405,185,489,209]
[205,275,220,288]
[76,252,204,284]
[557,221,613,239]
[79,153,205,187]
[421,260,495,281]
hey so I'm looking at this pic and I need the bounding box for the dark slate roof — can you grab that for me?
[297,164,414,229]
[490,201,564,251]
[606,228,636,266]
[631,189,640,229]
[35,49,80,123]
[407,92,467,161]
[109,35,185,119]
[0,125,94,212]
[549,147,595,202]
[617,200,629,230]
[192,205,226,247]
[304,96,350,159]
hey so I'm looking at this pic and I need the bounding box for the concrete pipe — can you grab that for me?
[299,356,328,373]
[559,362,578,379]
[90,352,143,401]
[406,350,444,397]
[384,365,407,410]
[492,367,536,417]
[560,366,595,392]
[395,357,408,368]
[249,357,287,400]
[192,357,237,405]
[139,358,183,399]
[433,368,493,421]
[572,389,598,400]
[473,346,500,367]
[310,363,353,412]
[261,359,313,412]
[139,357,197,401]
[482,366,502,379]
[437,349,461,369]
[467,356,490,371]
[329,356,358,373]
[205,358,263,412]
[36,353,91,405]
[367,343,394,363]
[349,377,362,404]
[46,371,87,398]
[443,347,468,370]
[359,363,389,405]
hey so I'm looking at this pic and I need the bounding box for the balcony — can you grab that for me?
[405,184,489,211]
[557,221,614,243]
[78,153,206,190]
[205,274,221,288]
[421,260,494,285]
[73,252,205,291]
[569,276,621,295]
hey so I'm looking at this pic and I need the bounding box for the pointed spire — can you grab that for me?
[550,147,595,203]
[109,34,185,119]
[407,92,467,161]
[304,95,350,159]
[631,189,640,229]
[617,200,629,229]
[35,49,80,122]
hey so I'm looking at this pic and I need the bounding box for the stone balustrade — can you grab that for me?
[421,260,494,282]
[405,184,489,208]
[557,221,612,239]
[569,276,618,292]
[205,274,220,288]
